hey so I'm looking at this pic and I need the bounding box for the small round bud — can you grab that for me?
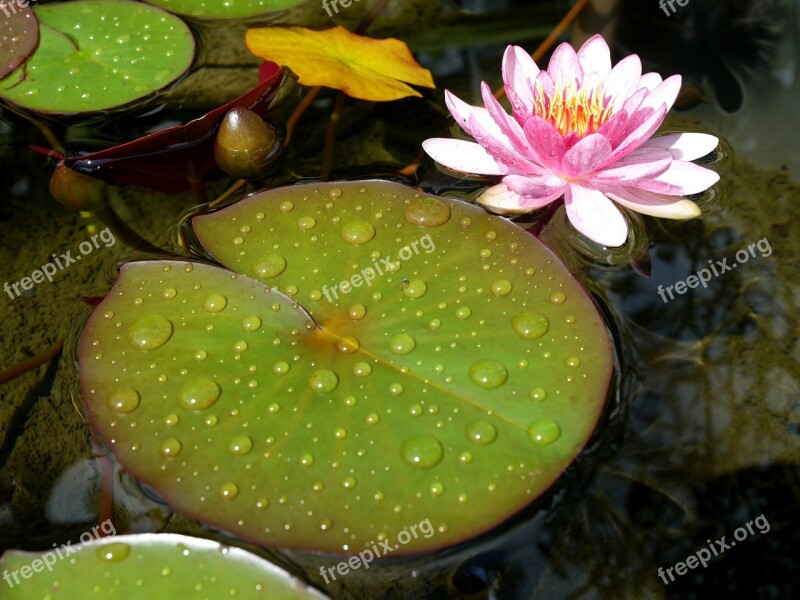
[49,164,108,211]
[214,108,281,180]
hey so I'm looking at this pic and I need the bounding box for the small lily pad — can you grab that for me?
[143,0,308,19]
[0,533,328,598]
[0,3,38,79]
[0,0,195,114]
[78,181,614,555]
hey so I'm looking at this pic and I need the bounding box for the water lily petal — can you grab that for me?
[562,134,613,178]
[547,41,582,84]
[476,183,531,215]
[605,187,701,219]
[523,115,567,171]
[596,110,631,148]
[577,34,612,77]
[503,173,566,206]
[480,81,538,159]
[565,183,628,246]
[642,132,719,161]
[603,54,643,111]
[502,45,538,114]
[627,160,720,195]
[620,87,648,120]
[638,72,663,91]
[422,138,508,175]
[592,147,672,183]
[604,104,667,165]
[445,91,539,172]
[637,74,682,115]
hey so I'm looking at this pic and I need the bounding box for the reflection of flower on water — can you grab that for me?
[423,35,720,247]
[617,0,789,113]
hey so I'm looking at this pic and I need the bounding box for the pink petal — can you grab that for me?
[620,87,648,120]
[591,147,672,183]
[564,183,629,246]
[604,104,668,166]
[445,91,539,172]
[422,138,507,175]
[642,133,719,161]
[626,160,720,195]
[502,45,539,114]
[637,72,663,91]
[480,81,537,158]
[577,35,612,77]
[636,75,682,115]
[503,173,566,206]
[605,187,701,219]
[547,41,583,85]
[603,54,643,111]
[523,116,567,171]
[596,110,631,148]
[562,134,613,178]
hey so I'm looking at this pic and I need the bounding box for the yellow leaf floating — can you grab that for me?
[246,26,435,102]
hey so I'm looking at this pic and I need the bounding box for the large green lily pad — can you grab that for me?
[0,533,328,598]
[143,0,307,19]
[0,0,195,114]
[78,181,613,555]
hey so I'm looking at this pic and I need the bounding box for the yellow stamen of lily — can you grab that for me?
[533,78,614,138]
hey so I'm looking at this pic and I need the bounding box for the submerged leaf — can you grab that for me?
[0,533,329,598]
[0,0,195,114]
[246,26,435,101]
[64,64,284,194]
[0,2,38,79]
[143,0,307,19]
[78,181,613,555]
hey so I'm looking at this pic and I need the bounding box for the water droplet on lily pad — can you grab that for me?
[490,279,512,296]
[401,436,444,468]
[241,315,262,331]
[203,294,227,313]
[404,197,451,227]
[403,279,427,299]
[465,420,497,445]
[348,304,367,320]
[309,369,338,393]
[107,387,140,414]
[468,360,508,389]
[527,419,561,446]
[390,333,416,355]
[160,437,182,457]
[512,312,550,340]
[96,542,131,562]
[127,315,173,350]
[254,255,286,278]
[227,435,253,456]
[341,221,375,245]
[177,378,221,410]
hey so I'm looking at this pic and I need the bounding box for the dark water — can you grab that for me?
[1,1,799,599]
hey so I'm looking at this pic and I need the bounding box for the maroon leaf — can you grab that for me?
[0,2,39,79]
[64,62,284,195]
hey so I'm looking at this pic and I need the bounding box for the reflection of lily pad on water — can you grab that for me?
[0,533,330,598]
[0,0,195,114]
[78,180,614,555]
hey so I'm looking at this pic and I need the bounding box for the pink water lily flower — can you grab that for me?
[422,35,720,247]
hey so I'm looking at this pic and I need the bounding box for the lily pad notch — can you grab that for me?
[78,180,614,556]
